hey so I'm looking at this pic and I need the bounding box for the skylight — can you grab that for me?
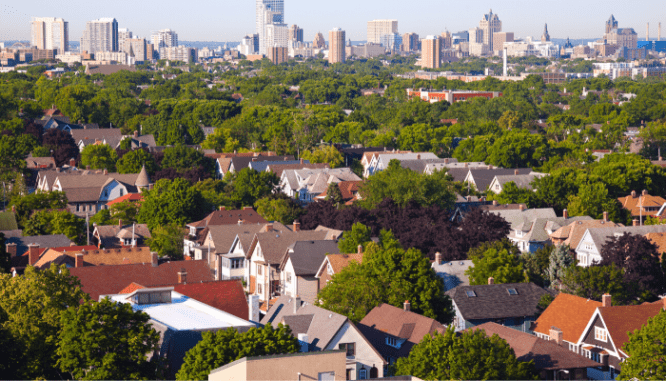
[466,290,476,297]
[507,288,518,295]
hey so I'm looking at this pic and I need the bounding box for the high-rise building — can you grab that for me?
[469,27,484,44]
[402,33,420,51]
[421,36,440,69]
[81,18,118,53]
[367,20,398,44]
[328,28,346,63]
[313,32,326,49]
[479,10,502,51]
[603,15,637,49]
[31,17,69,53]
[267,46,288,64]
[151,29,178,49]
[159,46,197,63]
[118,28,132,52]
[146,43,155,61]
[265,23,289,50]
[127,38,147,62]
[606,15,618,34]
[381,33,402,52]
[289,25,303,43]
[493,32,514,52]
[441,31,452,49]
[256,0,285,55]
[541,24,551,42]
[239,34,259,55]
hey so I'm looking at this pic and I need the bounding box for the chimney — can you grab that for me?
[56,167,61,173]
[237,219,243,225]
[28,244,40,266]
[133,130,139,138]
[662,297,666,311]
[631,190,637,198]
[178,268,187,284]
[293,221,301,232]
[549,327,564,346]
[300,158,304,164]
[660,157,664,162]
[466,195,472,202]
[444,158,449,164]
[118,219,123,228]
[69,158,76,167]
[294,296,302,314]
[642,189,648,196]
[514,169,519,175]
[603,211,608,222]
[404,300,411,312]
[633,219,639,227]
[103,169,108,175]
[488,165,493,170]
[252,157,257,162]
[492,200,498,206]
[464,162,468,168]
[266,223,273,232]
[243,206,253,210]
[357,244,363,254]
[219,206,225,211]
[602,294,611,307]
[70,242,76,246]
[519,204,526,211]
[488,277,495,285]
[6,243,16,257]
[563,209,568,219]
[151,252,159,267]
[435,252,442,265]
[75,253,84,268]
[416,154,421,160]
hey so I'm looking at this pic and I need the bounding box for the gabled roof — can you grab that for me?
[591,303,664,355]
[492,173,545,190]
[70,128,124,143]
[487,208,557,232]
[551,219,621,248]
[106,193,143,206]
[446,282,551,320]
[6,234,72,258]
[280,240,341,276]
[69,260,215,301]
[580,225,666,252]
[618,191,666,217]
[399,158,458,173]
[249,160,310,172]
[315,252,363,279]
[25,156,56,170]
[468,168,533,191]
[267,163,330,177]
[316,181,362,201]
[533,293,602,343]
[94,224,151,248]
[205,223,268,255]
[230,155,295,173]
[187,208,267,229]
[250,228,330,264]
[472,322,601,371]
[432,260,473,291]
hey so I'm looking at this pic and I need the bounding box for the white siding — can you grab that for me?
[325,321,385,380]
[281,258,297,297]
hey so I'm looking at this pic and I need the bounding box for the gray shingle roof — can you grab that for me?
[281,240,341,276]
[446,282,551,320]
[249,160,310,172]
[70,128,124,143]
[206,223,268,255]
[468,168,533,191]
[432,260,473,291]
[488,208,557,231]
[6,234,72,256]
[585,225,666,251]
[399,158,458,173]
[493,173,546,189]
[253,230,329,264]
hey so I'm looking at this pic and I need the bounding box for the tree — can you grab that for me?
[161,145,209,172]
[137,178,209,230]
[80,144,118,172]
[57,298,160,380]
[567,183,629,223]
[490,181,534,206]
[599,233,666,301]
[148,224,186,260]
[23,210,86,244]
[0,134,35,181]
[300,146,344,168]
[42,129,80,167]
[0,264,89,379]
[324,181,344,204]
[116,149,156,174]
[561,264,631,305]
[619,310,666,380]
[90,200,140,227]
[547,245,574,287]
[9,191,68,228]
[0,233,8,273]
[394,327,536,381]
[176,324,299,381]
[338,222,372,254]
[466,240,526,285]
[227,168,279,209]
[254,195,304,225]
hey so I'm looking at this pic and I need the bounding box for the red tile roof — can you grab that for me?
[533,293,602,343]
[106,193,143,206]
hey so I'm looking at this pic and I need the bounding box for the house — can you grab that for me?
[209,351,347,381]
[399,158,458,173]
[70,129,124,152]
[199,223,269,281]
[431,252,473,291]
[315,181,363,204]
[6,235,73,274]
[215,157,233,179]
[261,295,387,379]
[550,216,621,248]
[315,249,364,292]
[93,222,151,248]
[364,152,438,177]
[356,303,446,366]
[423,161,487,176]
[249,159,310,172]
[574,225,666,266]
[463,167,534,192]
[124,131,157,150]
[337,146,391,168]
[472,322,601,380]
[618,190,666,221]
[105,192,144,207]
[279,240,341,304]
[102,286,255,379]
[69,258,216,301]
[446,281,552,333]
[32,246,153,269]
[280,168,361,203]
[488,173,546,194]
[645,232,666,259]
[227,154,295,176]
[264,162,330,177]
[25,156,56,170]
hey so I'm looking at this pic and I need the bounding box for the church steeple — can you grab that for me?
[541,23,551,42]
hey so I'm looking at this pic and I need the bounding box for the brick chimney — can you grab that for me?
[243,206,253,210]
[75,253,84,268]
[603,211,608,222]
[69,158,76,167]
[86,165,91,170]
[519,204,526,211]
[300,158,304,164]
[103,169,108,175]
[444,158,449,164]
[56,167,61,173]
[642,189,648,196]
[219,206,225,211]
[631,190,637,198]
[133,130,139,138]
[266,223,273,232]
[178,268,187,284]
[563,209,568,219]
[435,252,442,265]
[404,300,411,312]
[466,195,472,202]
[293,221,301,232]
[118,219,123,229]
[151,252,159,267]
[488,277,495,285]
[602,294,611,307]
[514,169,519,175]
[6,243,16,257]
[492,200,498,206]
[356,244,363,255]
[28,244,40,266]
[416,154,421,160]
[633,219,639,227]
[549,327,564,345]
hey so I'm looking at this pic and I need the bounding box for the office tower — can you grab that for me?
[328,28,345,63]
[381,33,402,52]
[267,46,287,64]
[240,35,257,55]
[265,23,289,50]
[493,32,514,52]
[313,32,326,49]
[402,33,420,51]
[367,20,398,44]
[479,9,502,51]
[159,46,197,63]
[289,25,303,42]
[603,15,637,49]
[256,0,285,55]
[421,35,440,68]
[469,27,484,44]
[151,29,178,49]
[81,18,118,53]
[31,17,69,53]
[118,28,132,52]
[541,24,550,42]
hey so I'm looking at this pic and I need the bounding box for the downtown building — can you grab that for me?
[256,0,285,55]
[152,29,178,59]
[479,9,502,52]
[81,18,118,53]
[367,19,398,44]
[328,28,346,64]
[31,17,69,53]
[159,46,197,63]
[420,35,440,69]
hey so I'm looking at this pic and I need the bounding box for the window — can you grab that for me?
[119,189,124,196]
[258,283,263,295]
[595,327,607,342]
[507,288,518,295]
[386,336,398,347]
[569,342,578,354]
[577,254,587,266]
[359,368,367,380]
[466,290,476,297]
[231,259,244,269]
[338,343,355,357]
[76,204,80,212]
[257,264,263,276]
[286,272,292,284]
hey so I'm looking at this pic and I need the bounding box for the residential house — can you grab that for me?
[431,252,473,291]
[124,131,157,150]
[550,215,621,248]
[337,146,391,168]
[472,322,602,380]
[423,161,487,176]
[279,240,341,304]
[102,286,255,379]
[357,303,446,368]
[265,162,330,177]
[645,232,666,259]
[105,193,144,207]
[249,159,310,172]
[35,167,85,192]
[399,158,458,173]
[315,181,363,204]
[446,281,552,333]
[463,167,534,192]
[364,152,438,177]
[315,249,363,292]
[7,235,73,274]
[200,223,269,281]
[280,168,361,203]
[25,156,56,170]
[92,222,152,248]
[32,246,153,270]
[488,173,546,194]
[227,154,295,176]
[34,115,85,132]
[262,295,386,379]
[574,225,666,266]
[209,351,347,381]
[70,129,124,152]
[618,190,666,222]
[215,157,233,179]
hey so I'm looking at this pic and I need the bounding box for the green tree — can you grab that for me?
[137,178,209,230]
[80,144,118,172]
[324,181,344,204]
[0,134,35,181]
[57,298,160,380]
[561,264,631,305]
[619,310,666,380]
[394,327,536,381]
[301,146,344,168]
[567,183,628,223]
[0,264,89,379]
[337,222,372,254]
[161,145,208,172]
[547,245,574,287]
[90,200,140,227]
[254,195,303,225]
[9,191,68,228]
[176,324,299,381]
[466,240,526,285]
[148,223,186,259]
[227,168,279,209]
[23,210,85,244]
[489,181,534,206]
[116,149,157,174]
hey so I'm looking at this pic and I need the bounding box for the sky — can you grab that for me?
[0,0,664,44]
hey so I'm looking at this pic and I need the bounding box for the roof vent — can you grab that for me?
[329,314,333,318]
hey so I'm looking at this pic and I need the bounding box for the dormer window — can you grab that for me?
[386,336,400,348]
[595,327,607,342]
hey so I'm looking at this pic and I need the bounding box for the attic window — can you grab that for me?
[466,290,476,297]
[507,288,518,295]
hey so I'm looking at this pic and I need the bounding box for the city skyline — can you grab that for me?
[0,1,665,43]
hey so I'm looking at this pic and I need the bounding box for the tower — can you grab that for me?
[256,0,285,55]
[541,23,551,42]
[421,36,441,69]
[606,15,618,34]
[367,20,398,45]
[80,18,118,53]
[479,9,502,51]
[31,17,69,53]
[328,28,345,64]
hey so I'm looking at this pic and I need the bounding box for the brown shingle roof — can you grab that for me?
[645,232,666,259]
[326,253,363,274]
[317,181,363,201]
[618,191,666,217]
[188,208,267,229]
[533,293,602,343]
[551,219,621,248]
[446,282,551,320]
[598,303,664,353]
[251,229,330,263]
[33,246,153,269]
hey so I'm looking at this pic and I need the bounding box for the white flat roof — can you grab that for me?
[104,291,254,331]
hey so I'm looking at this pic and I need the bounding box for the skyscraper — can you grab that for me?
[118,28,132,53]
[151,29,178,49]
[31,17,69,53]
[402,33,420,51]
[256,0,285,55]
[289,25,303,43]
[328,28,346,64]
[367,20,398,44]
[421,36,440,69]
[81,18,118,53]
[479,10,502,51]
[313,32,326,49]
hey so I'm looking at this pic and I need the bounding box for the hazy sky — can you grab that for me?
[1,0,664,43]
